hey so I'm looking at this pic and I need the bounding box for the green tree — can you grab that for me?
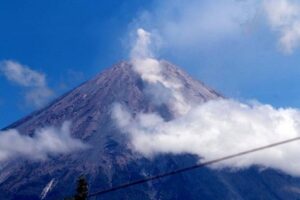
[74,176,88,200]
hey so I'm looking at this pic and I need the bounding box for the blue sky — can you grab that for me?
[1,0,300,128]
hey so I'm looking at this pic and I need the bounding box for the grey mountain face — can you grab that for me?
[1,61,300,200]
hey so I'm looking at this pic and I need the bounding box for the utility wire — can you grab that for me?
[88,136,300,198]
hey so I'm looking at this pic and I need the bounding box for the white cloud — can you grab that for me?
[264,0,300,53]
[0,121,87,162]
[0,60,45,87]
[113,99,300,176]
[0,60,54,107]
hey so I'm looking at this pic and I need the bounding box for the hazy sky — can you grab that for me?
[1,0,300,128]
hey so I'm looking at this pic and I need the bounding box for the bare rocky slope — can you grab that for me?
[1,61,300,200]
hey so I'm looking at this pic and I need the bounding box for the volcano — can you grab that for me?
[1,61,300,200]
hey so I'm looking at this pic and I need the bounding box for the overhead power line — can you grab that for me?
[88,136,300,198]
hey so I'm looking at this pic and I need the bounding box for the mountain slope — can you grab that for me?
[1,61,300,200]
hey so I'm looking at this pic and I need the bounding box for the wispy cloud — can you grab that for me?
[0,60,53,108]
[0,121,87,162]
[131,0,300,54]
[131,0,257,49]
[263,0,300,53]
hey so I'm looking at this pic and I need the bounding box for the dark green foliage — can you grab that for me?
[74,176,88,200]
[64,197,74,200]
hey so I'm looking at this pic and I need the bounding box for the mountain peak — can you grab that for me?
[5,60,220,137]
[0,60,221,199]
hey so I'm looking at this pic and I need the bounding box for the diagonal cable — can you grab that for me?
[88,136,300,198]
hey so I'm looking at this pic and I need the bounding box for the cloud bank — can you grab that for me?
[113,100,300,176]
[112,28,300,176]
[131,0,300,54]
[0,122,87,162]
[0,60,53,107]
